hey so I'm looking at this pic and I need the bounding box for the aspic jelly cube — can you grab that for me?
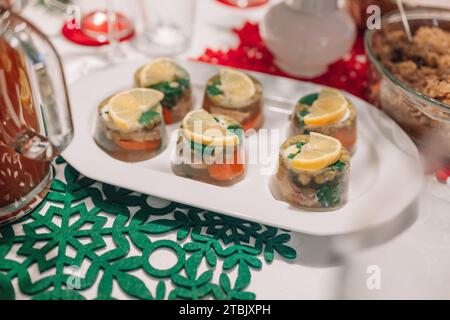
[270,133,350,211]
[172,110,246,187]
[94,88,167,162]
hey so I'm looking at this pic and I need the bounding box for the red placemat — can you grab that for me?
[61,19,135,47]
[196,22,369,100]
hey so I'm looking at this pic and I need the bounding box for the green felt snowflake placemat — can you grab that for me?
[0,158,297,300]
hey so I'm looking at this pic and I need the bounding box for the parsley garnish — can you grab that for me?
[226,125,244,142]
[287,142,305,159]
[331,160,346,171]
[226,125,242,131]
[299,110,310,117]
[190,142,214,155]
[207,85,223,96]
[207,79,223,96]
[317,182,341,208]
[149,78,190,109]
[297,109,310,128]
[299,93,319,106]
[139,109,160,125]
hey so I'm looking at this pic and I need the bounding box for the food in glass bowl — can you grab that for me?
[365,9,450,168]
[135,58,192,124]
[172,109,246,187]
[202,68,264,132]
[291,88,357,154]
[94,88,167,162]
[270,133,350,211]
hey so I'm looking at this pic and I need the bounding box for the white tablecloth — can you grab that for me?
[21,0,450,299]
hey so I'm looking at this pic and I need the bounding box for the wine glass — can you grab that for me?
[133,0,197,56]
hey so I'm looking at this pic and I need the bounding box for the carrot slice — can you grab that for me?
[116,139,161,151]
[162,107,173,124]
[208,156,245,182]
[242,111,263,132]
[335,126,356,150]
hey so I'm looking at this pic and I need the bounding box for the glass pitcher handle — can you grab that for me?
[1,11,73,161]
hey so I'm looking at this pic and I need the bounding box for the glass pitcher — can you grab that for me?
[0,3,73,224]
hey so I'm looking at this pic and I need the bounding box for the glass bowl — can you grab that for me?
[365,9,450,170]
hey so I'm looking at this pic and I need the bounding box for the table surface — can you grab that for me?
[12,0,450,299]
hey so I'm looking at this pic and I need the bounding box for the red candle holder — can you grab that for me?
[216,0,269,9]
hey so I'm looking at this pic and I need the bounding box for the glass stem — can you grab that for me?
[105,0,124,63]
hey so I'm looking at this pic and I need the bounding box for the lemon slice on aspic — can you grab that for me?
[138,58,181,87]
[108,88,164,131]
[303,89,348,126]
[290,133,342,172]
[181,110,239,147]
[220,68,256,102]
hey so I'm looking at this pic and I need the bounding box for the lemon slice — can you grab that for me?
[220,68,256,101]
[108,88,163,130]
[318,88,342,98]
[138,58,180,87]
[181,110,239,147]
[303,89,348,126]
[290,133,342,172]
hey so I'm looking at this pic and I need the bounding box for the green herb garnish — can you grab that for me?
[207,79,223,96]
[177,78,189,88]
[139,109,160,125]
[190,141,206,153]
[227,125,244,142]
[299,93,319,106]
[331,160,346,172]
[287,142,305,159]
[149,78,190,109]
[190,142,214,155]
[207,84,223,96]
[299,110,310,117]
[317,182,341,208]
[297,109,310,128]
[226,125,242,132]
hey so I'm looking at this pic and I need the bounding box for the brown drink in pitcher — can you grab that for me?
[0,38,51,223]
[0,6,73,224]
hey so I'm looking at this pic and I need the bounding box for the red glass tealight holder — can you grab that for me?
[216,0,269,9]
[81,11,134,42]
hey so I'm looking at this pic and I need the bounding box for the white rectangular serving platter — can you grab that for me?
[64,60,423,236]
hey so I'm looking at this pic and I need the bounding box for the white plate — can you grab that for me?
[64,60,423,236]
